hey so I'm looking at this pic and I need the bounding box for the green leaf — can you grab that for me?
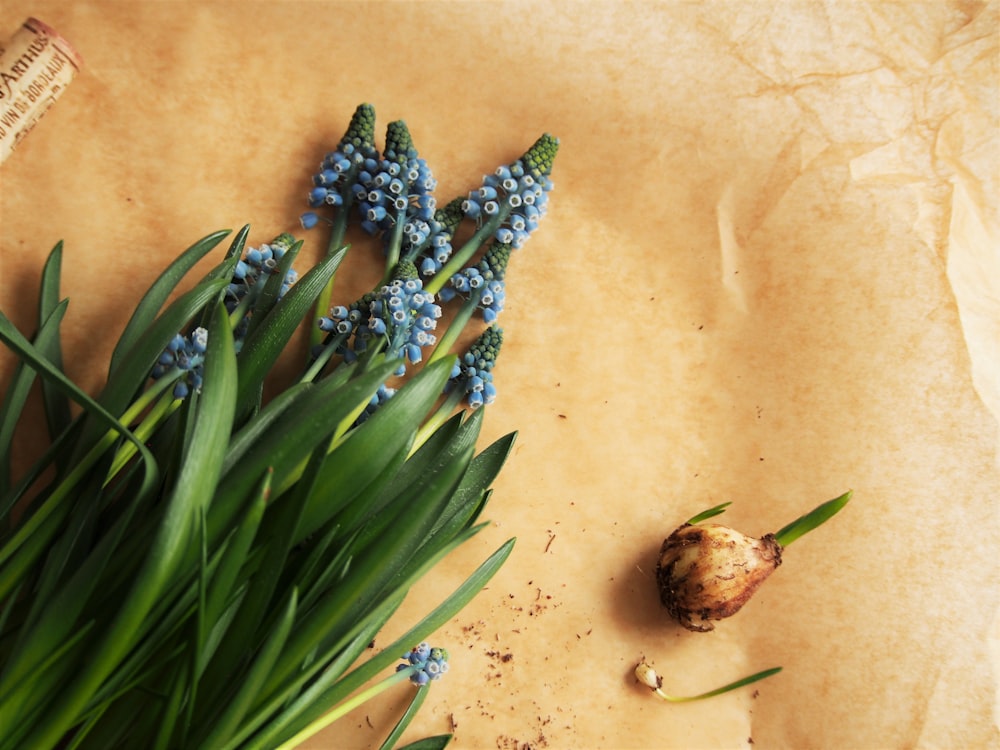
[376,685,430,750]
[221,381,313,475]
[0,315,160,604]
[0,416,81,526]
[194,588,298,750]
[773,490,852,547]
[257,434,472,707]
[201,469,269,649]
[192,447,318,717]
[294,358,457,542]
[268,538,515,745]
[0,299,68,496]
[659,666,783,702]
[5,301,237,750]
[206,357,398,550]
[222,592,401,750]
[234,246,347,420]
[396,736,453,750]
[37,242,72,445]
[110,229,230,374]
[242,238,304,341]
[687,501,732,525]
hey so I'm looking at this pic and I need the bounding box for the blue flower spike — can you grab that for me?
[439,242,512,323]
[224,233,300,351]
[462,132,559,249]
[411,196,465,278]
[301,103,379,228]
[355,120,438,258]
[397,643,450,687]
[317,260,441,378]
[150,326,209,400]
[448,325,503,408]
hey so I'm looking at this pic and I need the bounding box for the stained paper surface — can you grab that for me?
[1,2,997,749]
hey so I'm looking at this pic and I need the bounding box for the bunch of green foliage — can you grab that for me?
[0,105,559,749]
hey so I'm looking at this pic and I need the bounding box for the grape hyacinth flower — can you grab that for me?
[225,234,299,313]
[300,103,378,231]
[423,133,558,299]
[397,643,450,687]
[225,234,300,350]
[150,328,208,399]
[448,325,503,408]
[409,196,464,279]
[438,242,511,323]
[355,383,396,425]
[461,132,558,249]
[317,261,441,375]
[354,120,437,251]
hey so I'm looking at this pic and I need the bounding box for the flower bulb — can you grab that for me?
[655,522,782,632]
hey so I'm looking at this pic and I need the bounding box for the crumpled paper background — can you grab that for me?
[1,2,997,748]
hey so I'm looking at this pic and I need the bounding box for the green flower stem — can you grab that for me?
[310,200,355,351]
[424,205,512,295]
[774,490,852,548]
[412,388,465,455]
[428,294,479,366]
[381,208,408,285]
[300,332,350,384]
[104,377,183,482]
[274,666,418,750]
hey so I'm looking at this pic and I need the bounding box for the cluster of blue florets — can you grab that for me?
[225,237,298,312]
[448,326,503,409]
[353,120,437,243]
[301,103,378,230]
[411,197,464,279]
[355,383,397,425]
[303,109,558,412]
[151,328,208,400]
[438,243,511,324]
[397,642,450,686]
[151,233,303,400]
[224,235,300,350]
[318,263,441,374]
[461,133,558,249]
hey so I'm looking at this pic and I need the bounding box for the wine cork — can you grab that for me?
[0,18,82,164]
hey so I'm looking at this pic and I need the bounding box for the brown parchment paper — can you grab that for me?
[1,2,998,748]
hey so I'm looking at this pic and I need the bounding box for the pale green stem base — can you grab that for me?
[275,667,418,750]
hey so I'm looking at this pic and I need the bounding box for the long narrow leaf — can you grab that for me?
[7,301,237,750]
[225,594,403,750]
[0,300,68,495]
[242,238,304,342]
[206,357,398,549]
[266,538,515,746]
[37,242,72,445]
[0,315,160,599]
[293,360,458,541]
[110,229,230,373]
[234,246,346,419]
[257,433,472,706]
[194,588,298,750]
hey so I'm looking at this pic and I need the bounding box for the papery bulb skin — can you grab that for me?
[656,523,782,632]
